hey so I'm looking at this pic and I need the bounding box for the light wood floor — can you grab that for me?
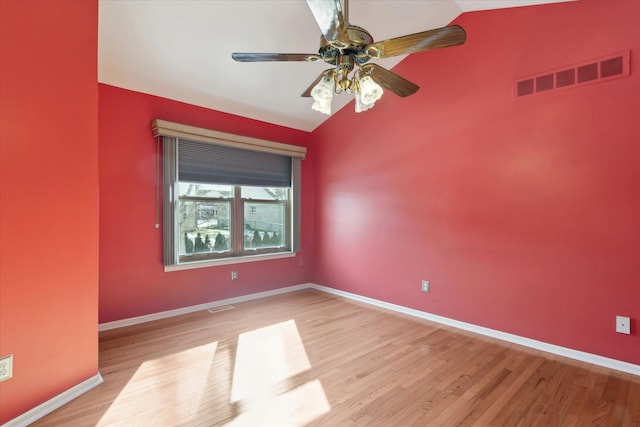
[33,290,639,426]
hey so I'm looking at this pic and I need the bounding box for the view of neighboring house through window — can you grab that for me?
[154,120,305,270]
[178,183,289,259]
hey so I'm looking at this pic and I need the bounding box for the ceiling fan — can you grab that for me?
[232,0,466,114]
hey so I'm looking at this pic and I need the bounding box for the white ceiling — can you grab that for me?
[98,0,571,132]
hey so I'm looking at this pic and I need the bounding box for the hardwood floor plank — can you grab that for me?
[622,378,640,426]
[30,290,640,426]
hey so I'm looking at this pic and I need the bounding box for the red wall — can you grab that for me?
[98,85,314,323]
[3,0,636,423]
[0,0,99,423]
[311,0,640,365]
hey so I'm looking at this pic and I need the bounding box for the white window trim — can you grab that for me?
[164,251,296,272]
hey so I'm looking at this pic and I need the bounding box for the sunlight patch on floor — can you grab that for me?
[224,379,331,427]
[227,319,331,425]
[97,342,218,426]
[96,320,331,425]
[231,319,311,402]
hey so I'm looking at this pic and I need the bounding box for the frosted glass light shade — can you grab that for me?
[354,91,374,113]
[311,75,334,115]
[358,76,383,105]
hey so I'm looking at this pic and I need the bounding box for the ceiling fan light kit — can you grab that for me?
[232,0,466,114]
[309,66,384,115]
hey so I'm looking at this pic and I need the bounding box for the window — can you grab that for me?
[153,120,306,270]
[177,183,289,260]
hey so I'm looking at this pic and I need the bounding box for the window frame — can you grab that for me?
[152,120,306,271]
[176,185,292,263]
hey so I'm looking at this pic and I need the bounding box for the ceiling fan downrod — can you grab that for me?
[343,0,349,26]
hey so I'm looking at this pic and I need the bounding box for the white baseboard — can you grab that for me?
[98,283,311,331]
[309,284,640,377]
[100,281,638,376]
[2,373,103,427]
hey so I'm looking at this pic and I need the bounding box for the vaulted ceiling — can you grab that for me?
[99,0,572,132]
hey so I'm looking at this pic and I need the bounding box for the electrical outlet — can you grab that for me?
[616,315,631,334]
[0,354,13,382]
[421,280,430,293]
[231,270,238,280]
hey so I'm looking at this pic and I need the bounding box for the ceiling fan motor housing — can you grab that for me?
[319,25,374,65]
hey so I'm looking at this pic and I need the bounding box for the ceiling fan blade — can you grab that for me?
[232,53,319,62]
[362,64,419,97]
[366,25,466,59]
[301,70,333,97]
[306,0,350,49]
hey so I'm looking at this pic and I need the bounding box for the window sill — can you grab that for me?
[164,251,296,272]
